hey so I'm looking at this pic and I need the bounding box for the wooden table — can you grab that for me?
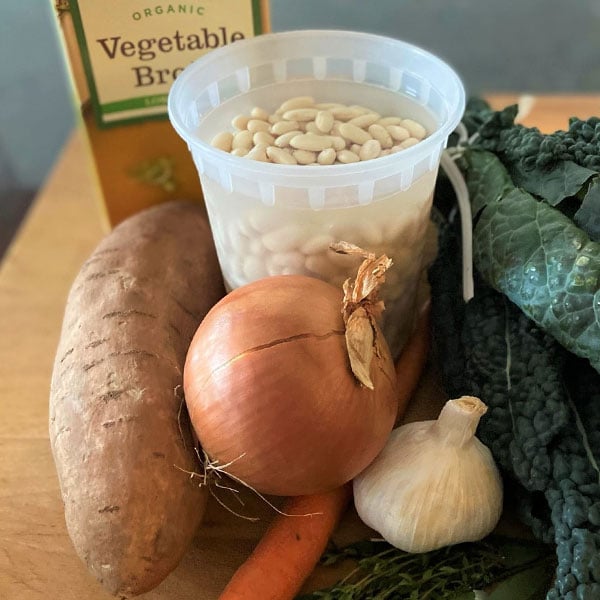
[1,95,598,600]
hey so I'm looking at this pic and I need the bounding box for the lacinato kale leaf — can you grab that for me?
[473,103,519,150]
[509,160,596,207]
[576,177,600,242]
[428,216,600,600]
[463,150,600,375]
[429,100,600,597]
[463,149,513,217]
[464,99,600,214]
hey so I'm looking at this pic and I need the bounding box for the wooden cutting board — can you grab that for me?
[0,95,597,600]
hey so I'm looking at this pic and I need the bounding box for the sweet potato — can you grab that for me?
[49,201,225,597]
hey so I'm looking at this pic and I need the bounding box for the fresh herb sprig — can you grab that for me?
[297,536,554,600]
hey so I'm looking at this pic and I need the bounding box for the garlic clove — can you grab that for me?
[353,396,503,553]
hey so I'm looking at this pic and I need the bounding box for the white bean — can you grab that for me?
[249,237,266,256]
[278,96,315,112]
[330,121,344,137]
[266,260,281,277]
[250,106,270,121]
[387,125,410,142]
[283,108,319,122]
[368,123,393,149]
[232,129,253,150]
[292,149,317,165]
[330,106,364,121]
[271,120,300,135]
[338,122,372,145]
[336,149,360,164]
[317,148,336,165]
[231,114,250,130]
[243,255,269,280]
[269,251,306,271]
[349,105,372,115]
[246,144,268,161]
[377,116,403,126]
[267,146,298,164]
[399,137,420,149]
[348,112,380,128]
[268,113,283,125]
[211,131,234,152]
[315,110,334,133]
[253,131,275,146]
[315,102,344,110]
[230,147,249,157]
[262,224,306,253]
[229,227,250,254]
[247,119,271,133]
[329,136,347,151]
[274,130,303,148]
[217,99,428,171]
[304,121,321,135]
[247,209,282,233]
[290,133,333,152]
[401,118,427,140]
[359,139,382,161]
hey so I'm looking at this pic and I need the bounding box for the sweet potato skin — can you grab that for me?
[49,202,225,597]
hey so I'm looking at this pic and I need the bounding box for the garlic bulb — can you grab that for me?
[353,396,503,553]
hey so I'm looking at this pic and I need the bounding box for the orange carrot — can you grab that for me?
[218,484,352,600]
[395,302,431,421]
[218,304,432,600]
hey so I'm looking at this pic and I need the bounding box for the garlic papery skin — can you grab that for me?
[353,396,503,553]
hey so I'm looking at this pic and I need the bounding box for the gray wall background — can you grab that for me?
[1,1,599,252]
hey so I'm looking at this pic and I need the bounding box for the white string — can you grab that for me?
[455,122,469,145]
[442,97,534,301]
[440,145,474,302]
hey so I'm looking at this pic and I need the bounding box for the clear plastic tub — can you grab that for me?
[168,29,465,357]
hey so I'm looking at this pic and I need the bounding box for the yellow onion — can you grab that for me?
[183,269,398,497]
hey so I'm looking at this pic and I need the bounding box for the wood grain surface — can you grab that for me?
[0,95,597,600]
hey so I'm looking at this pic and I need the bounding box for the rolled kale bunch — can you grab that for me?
[429,99,600,599]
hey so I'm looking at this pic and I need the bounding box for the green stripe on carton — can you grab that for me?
[101,95,168,115]
[252,0,263,35]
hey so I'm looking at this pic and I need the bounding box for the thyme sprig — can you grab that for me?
[297,536,555,600]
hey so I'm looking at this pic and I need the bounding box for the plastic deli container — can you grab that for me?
[168,29,465,357]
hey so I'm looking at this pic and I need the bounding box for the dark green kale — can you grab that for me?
[462,98,600,172]
[462,149,600,376]
[428,216,600,600]
[463,99,600,241]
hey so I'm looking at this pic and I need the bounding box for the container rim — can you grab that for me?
[167,29,466,180]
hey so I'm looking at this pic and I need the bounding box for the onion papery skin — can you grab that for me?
[183,275,398,497]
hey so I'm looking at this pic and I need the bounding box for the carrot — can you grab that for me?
[218,484,352,600]
[218,304,432,600]
[395,301,431,421]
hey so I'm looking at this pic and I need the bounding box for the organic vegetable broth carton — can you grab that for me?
[52,0,270,226]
